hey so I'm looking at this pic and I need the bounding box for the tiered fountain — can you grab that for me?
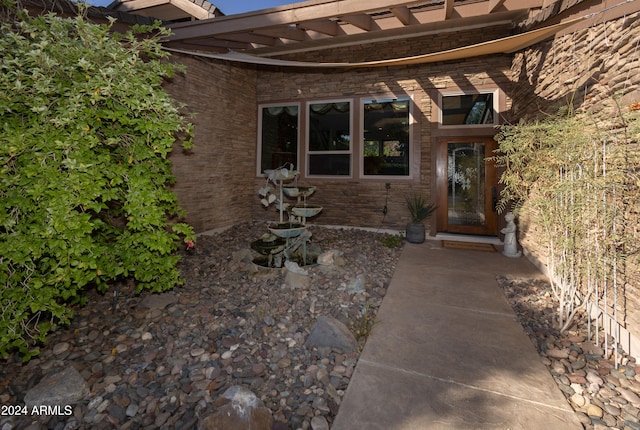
[252,164,323,267]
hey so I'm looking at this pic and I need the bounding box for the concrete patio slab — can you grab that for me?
[332,241,581,430]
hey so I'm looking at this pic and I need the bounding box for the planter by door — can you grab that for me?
[406,223,425,243]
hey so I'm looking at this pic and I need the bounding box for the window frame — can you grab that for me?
[359,95,415,180]
[256,102,301,176]
[306,98,354,178]
[437,89,499,129]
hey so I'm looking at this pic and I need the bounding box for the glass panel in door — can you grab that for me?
[448,142,486,226]
[437,138,498,236]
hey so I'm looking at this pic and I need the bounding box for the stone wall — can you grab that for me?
[165,53,258,232]
[254,25,514,231]
[509,12,640,120]
[507,12,640,353]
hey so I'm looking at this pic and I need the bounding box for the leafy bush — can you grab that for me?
[493,103,639,332]
[0,8,195,360]
[376,234,404,248]
[405,194,437,223]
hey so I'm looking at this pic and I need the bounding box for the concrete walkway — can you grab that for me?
[332,240,582,430]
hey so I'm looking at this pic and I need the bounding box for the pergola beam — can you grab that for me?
[489,0,507,13]
[168,0,210,20]
[299,19,340,36]
[215,32,278,46]
[164,0,545,53]
[390,6,412,26]
[167,0,426,41]
[342,13,374,31]
[443,0,455,19]
[115,0,168,11]
[254,27,308,42]
[168,39,250,52]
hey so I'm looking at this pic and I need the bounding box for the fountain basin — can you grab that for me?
[250,236,286,255]
[282,186,316,198]
[269,222,306,238]
[291,204,323,218]
[265,167,298,182]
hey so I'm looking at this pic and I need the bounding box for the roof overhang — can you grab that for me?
[164,15,586,68]
[110,0,222,22]
[163,0,545,55]
[161,0,640,67]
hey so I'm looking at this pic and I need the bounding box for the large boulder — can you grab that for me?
[316,249,344,266]
[198,385,273,430]
[138,292,178,309]
[24,366,90,409]
[304,315,358,353]
[284,261,310,289]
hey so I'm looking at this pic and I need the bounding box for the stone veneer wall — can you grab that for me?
[254,25,514,231]
[508,13,640,354]
[165,53,258,232]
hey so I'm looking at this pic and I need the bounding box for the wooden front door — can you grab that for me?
[436,137,499,236]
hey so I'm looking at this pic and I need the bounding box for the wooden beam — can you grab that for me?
[341,13,373,31]
[115,0,168,12]
[168,39,250,52]
[169,0,210,20]
[390,6,412,26]
[248,11,521,57]
[216,32,277,46]
[425,0,542,21]
[443,0,455,19]
[254,27,308,42]
[167,0,425,41]
[166,0,544,47]
[298,19,339,36]
[488,0,507,13]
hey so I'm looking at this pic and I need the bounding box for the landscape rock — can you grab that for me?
[198,386,273,430]
[346,274,366,294]
[9,225,640,430]
[304,315,358,353]
[284,260,308,275]
[285,269,310,289]
[317,249,342,266]
[498,275,640,430]
[138,292,178,309]
[24,366,89,409]
[310,415,330,430]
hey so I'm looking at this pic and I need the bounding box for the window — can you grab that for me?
[363,98,410,176]
[307,101,351,176]
[258,104,299,173]
[258,95,414,179]
[440,91,496,126]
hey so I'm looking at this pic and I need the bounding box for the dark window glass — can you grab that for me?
[363,99,410,176]
[308,102,351,176]
[441,94,494,125]
[260,105,298,172]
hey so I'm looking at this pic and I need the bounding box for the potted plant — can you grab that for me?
[405,194,437,243]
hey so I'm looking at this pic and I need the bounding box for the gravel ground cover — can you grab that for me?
[0,222,403,429]
[2,223,638,430]
[498,275,640,430]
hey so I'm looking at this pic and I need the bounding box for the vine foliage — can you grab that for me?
[493,102,640,333]
[0,6,195,360]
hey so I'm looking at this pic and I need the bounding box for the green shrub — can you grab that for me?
[0,7,195,360]
[376,234,404,248]
[493,102,639,332]
[405,194,437,224]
